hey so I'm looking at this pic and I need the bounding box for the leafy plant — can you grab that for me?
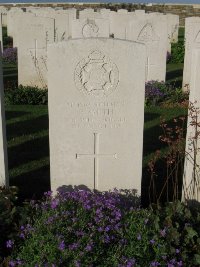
[145,81,189,107]
[5,85,48,105]
[145,80,169,106]
[169,42,185,64]
[7,190,200,267]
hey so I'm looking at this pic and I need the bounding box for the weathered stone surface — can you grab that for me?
[183,47,200,202]
[18,15,54,88]
[127,14,168,81]
[48,38,146,193]
[166,13,179,53]
[72,18,109,38]
[183,17,200,90]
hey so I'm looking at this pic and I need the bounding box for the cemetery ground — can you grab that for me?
[1,28,200,266]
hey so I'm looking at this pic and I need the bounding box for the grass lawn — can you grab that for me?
[5,104,187,201]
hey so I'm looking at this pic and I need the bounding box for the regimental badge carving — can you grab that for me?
[82,21,99,38]
[74,50,119,97]
[137,23,159,43]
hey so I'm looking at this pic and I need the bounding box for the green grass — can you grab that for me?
[5,104,187,201]
[3,62,18,86]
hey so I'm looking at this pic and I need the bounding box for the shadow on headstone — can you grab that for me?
[57,184,92,193]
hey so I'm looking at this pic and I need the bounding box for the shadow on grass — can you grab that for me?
[144,112,160,123]
[8,135,49,169]
[5,110,31,120]
[142,114,187,207]
[141,158,184,207]
[6,114,48,141]
[10,165,50,201]
[166,68,183,82]
[143,113,187,157]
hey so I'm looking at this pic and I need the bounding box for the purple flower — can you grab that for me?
[85,244,93,252]
[126,258,136,267]
[137,234,141,240]
[151,261,160,266]
[74,261,81,267]
[69,243,78,251]
[51,198,59,209]
[19,233,25,239]
[177,261,183,267]
[150,239,155,245]
[58,240,65,251]
[16,259,22,265]
[44,191,52,197]
[3,47,17,64]
[176,248,180,254]
[105,225,111,232]
[9,261,16,267]
[6,240,14,248]
[160,228,166,237]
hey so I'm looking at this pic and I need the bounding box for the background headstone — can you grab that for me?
[17,15,55,88]
[183,17,200,91]
[48,38,146,193]
[0,46,8,187]
[127,14,168,82]
[72,18,109,38]
[183,47,200,202]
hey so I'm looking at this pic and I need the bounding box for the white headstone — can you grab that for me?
[127,14,168,82]
[72,18,109,38]
[0,14,3,51]
[0,47,8,187]
[183,17,200,91]
[7,7,24,38]
[183,47,200,202]
[17,15,55,88]
[109,12,134,39]
[166,14,179,53]
[0,6,8,27]
[48,38,146,193]
[79,9,103,20]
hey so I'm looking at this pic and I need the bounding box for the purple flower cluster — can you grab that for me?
[8,190,188,266]
[145,80,166,99]
[2,47,17,64]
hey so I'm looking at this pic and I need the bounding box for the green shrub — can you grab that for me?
[5,85,48,105]
[8,190,200,267]
[169,42,185,64]
[145,81,188,107]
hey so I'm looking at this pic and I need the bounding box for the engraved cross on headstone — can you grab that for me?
[145,57,155,81]
[76,133,117,189]
[29,39,38,67]
[29,39,45,67]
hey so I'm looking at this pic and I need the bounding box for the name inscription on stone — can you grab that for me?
[63,101,127,129]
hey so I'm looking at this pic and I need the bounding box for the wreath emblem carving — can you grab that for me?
[74,50,119,97]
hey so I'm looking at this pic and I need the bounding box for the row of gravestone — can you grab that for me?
[0,7,179,89]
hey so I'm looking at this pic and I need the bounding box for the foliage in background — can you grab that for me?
[2,48,17,64]
[5,85,48,105]
[148,116,186,205]
[169,42,185,64]
[145,81,188,107]
[4,190,200,267]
